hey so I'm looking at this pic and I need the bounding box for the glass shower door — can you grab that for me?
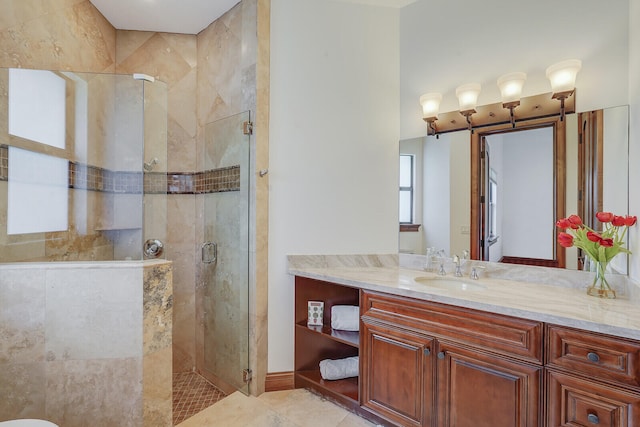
[202,111,251,395]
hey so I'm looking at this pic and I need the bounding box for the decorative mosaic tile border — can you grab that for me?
[0,144,240,194]
[167,166,241,194]
[0,145,7,181]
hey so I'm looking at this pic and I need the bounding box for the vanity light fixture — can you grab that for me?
[419,92,442,137]
[546,59,581,121]
[497,72,526,128]
[419,66,576,136]
[456,83,481,132]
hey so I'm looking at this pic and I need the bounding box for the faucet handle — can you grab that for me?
[454,265,463,277]
[470,265,486,280]
[452,255,463,277]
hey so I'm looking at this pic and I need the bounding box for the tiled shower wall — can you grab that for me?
[115,29,200,374]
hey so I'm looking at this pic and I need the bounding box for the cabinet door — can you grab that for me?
[361,321,435,427]
[436,341,542,427]
[547,370,640,427]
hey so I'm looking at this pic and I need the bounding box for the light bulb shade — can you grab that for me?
[456,83,481,112]
[419,92,442,120]
[546,59,581,94]
[497,72,526,104]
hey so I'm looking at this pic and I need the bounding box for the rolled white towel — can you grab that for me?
[319,356,359,380]
[331,305,359,331]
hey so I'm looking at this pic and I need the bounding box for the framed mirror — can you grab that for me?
[398,105,629,273]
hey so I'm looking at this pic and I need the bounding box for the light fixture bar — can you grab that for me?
[423,92,575,135]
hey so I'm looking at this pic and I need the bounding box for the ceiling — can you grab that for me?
[89,0,242,35]
[89,0,417,35]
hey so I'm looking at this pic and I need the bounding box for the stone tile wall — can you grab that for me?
[0,261,172,426]
[115,30,199,374]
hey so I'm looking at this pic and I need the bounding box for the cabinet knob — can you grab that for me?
[587,352,600,363]
[437,351,445,359]
[424,348,431,356]
[587,413,599,424]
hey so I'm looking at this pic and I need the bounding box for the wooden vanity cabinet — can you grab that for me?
[360,320,435,427]
[545,324,640,426]
[294,277,640,427]
[436,340,542,427]
[360,290,543,427]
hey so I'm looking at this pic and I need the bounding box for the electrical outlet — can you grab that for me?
[460,225,470,234]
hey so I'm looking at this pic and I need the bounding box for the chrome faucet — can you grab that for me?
[453,255,463,277]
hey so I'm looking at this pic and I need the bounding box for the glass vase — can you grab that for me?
[586,259,616,299]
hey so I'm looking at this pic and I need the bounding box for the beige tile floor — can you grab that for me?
[176,388,380,427]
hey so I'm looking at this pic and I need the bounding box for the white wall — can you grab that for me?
[269,0,400,372]
[500,128,554,258]
[400,0,630,139]
[423,134,450,254]
[603,106,630,274]
[629,1,640,281]
[449,131,470,256]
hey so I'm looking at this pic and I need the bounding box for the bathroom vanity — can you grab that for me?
[291,257,640,427]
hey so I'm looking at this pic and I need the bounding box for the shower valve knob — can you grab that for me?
[144,239,164,258]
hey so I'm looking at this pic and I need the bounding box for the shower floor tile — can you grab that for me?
[173,371,226,425]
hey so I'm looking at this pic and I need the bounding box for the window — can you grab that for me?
[9,68,66,149]
[399,154,414,224]
[488,168,498,244]
[6,69,69,235]
[7,147,68,234]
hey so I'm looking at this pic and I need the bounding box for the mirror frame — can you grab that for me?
[470,116,566,267]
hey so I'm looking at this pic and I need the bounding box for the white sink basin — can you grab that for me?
[414,276,487,291]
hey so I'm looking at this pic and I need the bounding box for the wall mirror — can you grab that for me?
[399,104,629,273]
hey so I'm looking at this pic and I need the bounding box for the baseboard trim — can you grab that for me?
[265,371,295,392]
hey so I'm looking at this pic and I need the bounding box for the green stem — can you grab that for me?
[593,260,612,291]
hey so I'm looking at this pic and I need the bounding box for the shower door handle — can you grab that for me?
[202,242,217,264]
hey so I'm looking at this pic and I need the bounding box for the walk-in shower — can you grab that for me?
[0,67,254,426]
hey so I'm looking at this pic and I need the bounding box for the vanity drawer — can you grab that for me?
[361,291,543,363]
[546,324,640,388]
[546,370,640,427]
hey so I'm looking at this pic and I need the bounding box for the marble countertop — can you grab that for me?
[288,254,640,341]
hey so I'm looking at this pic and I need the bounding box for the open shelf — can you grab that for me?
[296,322,359,348]
[295,369,359,402]
[294,276,361,408]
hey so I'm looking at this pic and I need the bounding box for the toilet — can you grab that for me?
[0,421,58,427]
